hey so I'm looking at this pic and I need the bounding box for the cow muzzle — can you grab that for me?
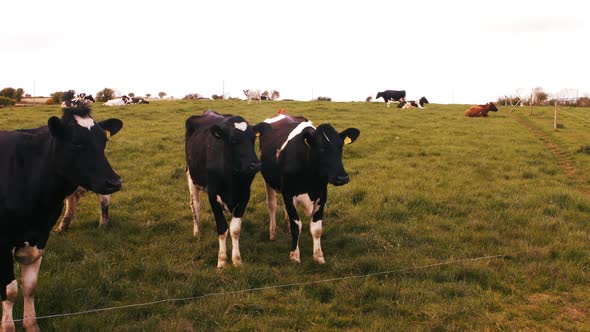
[331,175,350,186]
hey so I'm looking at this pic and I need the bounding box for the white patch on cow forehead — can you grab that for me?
[234,122,247,131]
[74,115,95,130]
[264,114,286,124]
[278,121,315,155]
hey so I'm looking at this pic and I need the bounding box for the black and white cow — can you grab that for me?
[259,113,360,264]
[130,97,149,104]
[0,104,122,331]
[185,110,270,268]
[60,92,95,108]
[243,89,261,104]
[398,96,429,109]
[54,187,112,233]
[376,90,406,108]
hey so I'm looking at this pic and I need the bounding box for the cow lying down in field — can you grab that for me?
[104,95,149,106]
[398,97,429,109]
[465,102,498,117]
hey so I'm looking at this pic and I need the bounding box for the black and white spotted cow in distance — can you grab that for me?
[243,89,261,104]
[398,96,429,109]
[185,110,271,268]
[376,90,406,108]
[259,113,360,264]
[0,105,123,331]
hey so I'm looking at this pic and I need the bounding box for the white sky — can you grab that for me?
[2,0,589,104]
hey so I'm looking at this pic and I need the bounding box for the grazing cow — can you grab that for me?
[54,187,112,233]
[243,89,261,104]
[376,90,406,107]
[465,102,499,117]
[398,96,429,109]
[185,110,271,268]
[259,113,360,264]
[0,104,122,331]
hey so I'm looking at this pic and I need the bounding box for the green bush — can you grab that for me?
[96,88,115,102]
[0,96,16,107]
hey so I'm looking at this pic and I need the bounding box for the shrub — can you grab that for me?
[96,88,115,102]
[50,91,65,104]
[316,96,332,101]
[212,94,224,100]
[0,87,24,102]
[0,96,15,107]
[183,93,202,100]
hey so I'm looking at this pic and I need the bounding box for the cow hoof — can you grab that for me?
[2,322,16,332]
[23,322,40,332]
[54,227,66,234]
[314,256,326,265]
[289,252,301,264]
[217,260,227,269]
[232,257,243,266]
[269,233,276,241]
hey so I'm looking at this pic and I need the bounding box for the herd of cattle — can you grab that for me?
[0,88,500,330]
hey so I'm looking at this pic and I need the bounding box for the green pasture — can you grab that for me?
[1,101,589,330]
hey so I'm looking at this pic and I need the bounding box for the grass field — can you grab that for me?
[1,101,590,330]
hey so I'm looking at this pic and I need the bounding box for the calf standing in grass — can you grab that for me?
[259,113,360,264]
[185,110,270,268]
[465,102,499,117]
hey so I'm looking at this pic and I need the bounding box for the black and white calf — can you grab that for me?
[259,113,360,264]
[0,105,122,331]
[185,110,270,268]
[398,96,429,109]
[376,90,406,108]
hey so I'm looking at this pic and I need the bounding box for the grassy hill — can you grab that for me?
[1,100,589,330]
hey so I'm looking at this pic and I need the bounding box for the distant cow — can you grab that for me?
[60,93,95,108]
[399,96,429,109]
[130,97,149,104]
[259,113,360,264]
[376,90,406,107]
[185,110,271,268]
[0,104,123,331]
[243,89,261,104]
[465,102,499,117]
[104,95,131,106]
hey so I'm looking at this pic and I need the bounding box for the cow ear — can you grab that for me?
[340,128,360,145]
[48,116,65,138]
[252,122,272,137]
[98,119,123,137]
[211,124,228,139]
[302,130,314,147]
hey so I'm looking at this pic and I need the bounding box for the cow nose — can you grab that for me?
[249,161,261,172]
[334,175,350,186]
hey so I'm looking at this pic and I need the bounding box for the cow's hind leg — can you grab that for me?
[186,169,201,236]
[98,194,111,227]
[20,257,42,332]
[283,194,302,263]
[264,182,278,240]
[55,187,84,233]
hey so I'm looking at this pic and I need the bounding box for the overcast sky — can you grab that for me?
[2,0,588,104]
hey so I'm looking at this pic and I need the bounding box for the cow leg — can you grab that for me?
[386,100,391,108]
[229,217,242,266]
[55,192,79,233]
[283,194,302,263]
[264,182,278,240]
[1,250,16,332]
[186,169,201,236]
[20,257,42,332]
[209,194,229,268]
[98,194,111,227]
[311,190,327,264]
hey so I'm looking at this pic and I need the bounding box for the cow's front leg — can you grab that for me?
[20,257,42,332]
[310,190,326,264]
[209,194,229,268]
[229,216,242,266]
[98,194,111,227]
[1,279,17,332]
[186,170,201,236]
[283,194,302,263]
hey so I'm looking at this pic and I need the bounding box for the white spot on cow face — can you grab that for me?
[74,115,95,130]
[234,122,247,131]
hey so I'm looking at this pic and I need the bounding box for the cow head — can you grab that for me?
[48,106,123,195]
[420,97,429,104]
[488,102,499,112]
[376,92,382,99]
[210,117,271,175]
[303,124,360,186]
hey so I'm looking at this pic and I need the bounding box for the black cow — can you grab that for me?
[259,113,360,264]
[0,105,123,331]
[54,187,112,233]
[376,90,406,107]
[130,97,149,104]
[185,110,270,268]
[398,96,429,109]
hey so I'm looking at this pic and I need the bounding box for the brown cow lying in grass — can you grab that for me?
[465,102,498,117]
